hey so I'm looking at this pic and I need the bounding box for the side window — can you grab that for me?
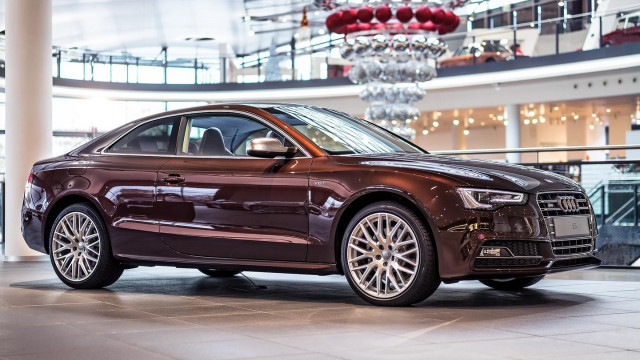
[180,114,297,157]
[109,117,179,154]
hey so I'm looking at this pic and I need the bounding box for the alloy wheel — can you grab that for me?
[52,212,101,282]
[346,212,420,299]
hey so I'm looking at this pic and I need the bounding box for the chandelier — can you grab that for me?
[324,2,462,140]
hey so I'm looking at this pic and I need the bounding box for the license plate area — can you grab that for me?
[552,216,591,238]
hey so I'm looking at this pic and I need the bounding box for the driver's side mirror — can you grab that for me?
[247,138,297,158]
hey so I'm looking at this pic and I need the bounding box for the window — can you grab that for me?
[264,106,424,155]
[180,114,299,157]
[109,117,179,154]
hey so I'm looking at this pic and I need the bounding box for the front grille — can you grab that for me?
[483,240,540,257]
[475,258,541,267]
[537,191,594,257]
[537,192,591,217]
[552,238,593,255]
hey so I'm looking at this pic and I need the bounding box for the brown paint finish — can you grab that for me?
[21,103,600,282]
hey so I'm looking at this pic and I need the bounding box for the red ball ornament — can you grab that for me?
[421,21,436,31]
[395,5,414,23]
[436,24,449,35]
[357,22,372,31]
[431,8,446,24]
[375,5,392,23]
[390,23,404,30]
[357,6,374,23]
[372,22,387,30]
[443,10,456,26]
[407,22,422,30]
[415,6,432,23]
[448,15,460,31]
[346,23,358,33]
[342,8,358,25]
[325,11,343,33]
[335,25,347,34]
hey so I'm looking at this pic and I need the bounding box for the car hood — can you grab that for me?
[331,153,583,193]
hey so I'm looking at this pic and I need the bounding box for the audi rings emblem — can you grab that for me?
[556,195,580,213]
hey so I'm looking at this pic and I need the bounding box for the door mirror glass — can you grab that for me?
[247,138,297,158]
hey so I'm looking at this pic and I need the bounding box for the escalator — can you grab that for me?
[589,181,640,266]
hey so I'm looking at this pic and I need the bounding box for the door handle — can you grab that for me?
[162,174,185,184]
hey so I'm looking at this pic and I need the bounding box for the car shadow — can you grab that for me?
[10,270,597,314]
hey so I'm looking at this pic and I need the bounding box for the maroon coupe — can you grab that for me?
[22,104,600,306]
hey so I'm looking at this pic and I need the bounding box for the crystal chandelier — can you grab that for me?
[324,2,462,140]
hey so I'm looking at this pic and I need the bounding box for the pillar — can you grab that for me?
[4,0,52,260]
[505,104,521,163]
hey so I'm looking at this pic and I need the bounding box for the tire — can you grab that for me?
[198,269,241,277]
[341,201,440,306]
[49,203,123,289]
[479,275,545,291]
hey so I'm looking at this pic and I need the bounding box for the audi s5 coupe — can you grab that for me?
[22,104,601,306]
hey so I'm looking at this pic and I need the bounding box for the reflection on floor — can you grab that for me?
[1,263,640,360]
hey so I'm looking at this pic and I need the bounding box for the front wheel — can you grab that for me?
[49,203,123,289]
[480,275,545,291]
[341,201,440,306]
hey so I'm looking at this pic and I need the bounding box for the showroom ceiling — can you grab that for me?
[0,0,325,59]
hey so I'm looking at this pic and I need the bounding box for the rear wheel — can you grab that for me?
[198,269,241,277]
[480,275,545,290]
[49,203,123,289]
[341,201,440,306]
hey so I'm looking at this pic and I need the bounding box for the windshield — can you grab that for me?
[263,105,425,155]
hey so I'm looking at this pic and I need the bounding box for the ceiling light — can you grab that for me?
[532,118,538,124]
[480,122,486,126]
[606,108,611,113]
[540,116,546,123]
[463,129,470,135]
[468,118,474,124]
[589,124,595,130]
[453,119,460,126]
[561,116,567,121]
[527,111,535,117]
[503,121,509,126]
[574,114,579,119]
[592,113,597,117]
[422,129,429,135]
[433,121,439,127]
[553,106,560,111]
[497,115,504,121]
[524,119,530,125]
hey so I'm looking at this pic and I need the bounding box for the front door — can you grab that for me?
[157,113,311,262]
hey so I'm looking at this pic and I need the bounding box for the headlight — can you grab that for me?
[456,188,527,210]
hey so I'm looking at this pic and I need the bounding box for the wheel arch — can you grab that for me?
[332,188,438,275]
[43,192,104,254]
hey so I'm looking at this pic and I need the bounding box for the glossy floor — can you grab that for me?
[1,262,640,360]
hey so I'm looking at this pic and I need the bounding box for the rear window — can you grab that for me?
[109,117,180,154]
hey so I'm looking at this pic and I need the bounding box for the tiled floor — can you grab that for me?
[1,262,640,360]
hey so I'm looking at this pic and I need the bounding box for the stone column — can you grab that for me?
[4,0,53,260]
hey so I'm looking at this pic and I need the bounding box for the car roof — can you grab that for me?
[130,102,310,124]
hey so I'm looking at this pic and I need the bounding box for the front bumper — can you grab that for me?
[436,190,601,281]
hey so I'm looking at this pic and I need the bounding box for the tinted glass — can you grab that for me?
[264,106,425,155]
[109,117,179,154]
[182,114,298,157]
